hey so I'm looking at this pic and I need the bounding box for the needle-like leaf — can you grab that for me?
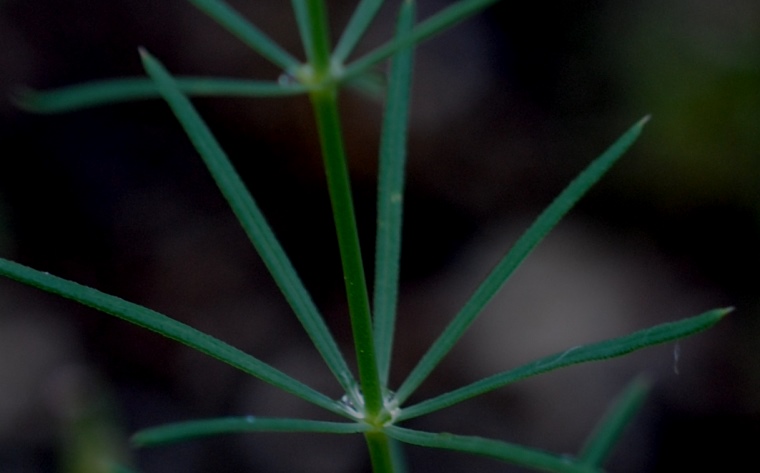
[385,427,596,473]
[395,117,651,404]
[188,0,301,71]
[15,78,307,113]
[398,308,730,420]
[0,258,344,416]
[291,0,314,65]
[140,49,358,401]
[132,416,368,447]
[333,0,385,63]
[373,0,415,386]
[343,0,502,80]
[578,376,651,467]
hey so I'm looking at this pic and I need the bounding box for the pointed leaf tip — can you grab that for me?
[717,306,734,318]
[10,86,34,110]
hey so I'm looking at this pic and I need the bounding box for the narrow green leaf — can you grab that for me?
[344,70,386,100]
[390,438,410,473]
[398,308,730,420]
[579,376,651,467]
[333,0,385,63]
[385,427,597,473]
[343,0,501,80]
[0,258,344,416]
[188,0,301,71]
[290,0,313,64]
[15,78,307,113]
[140,50,359,403]
[395,117,651,404]
[132,416,368,447]
[373,0,415,386]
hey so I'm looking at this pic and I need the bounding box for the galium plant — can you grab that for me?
[2,0,730,472]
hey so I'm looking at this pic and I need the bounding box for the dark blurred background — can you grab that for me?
[0,1,758,472]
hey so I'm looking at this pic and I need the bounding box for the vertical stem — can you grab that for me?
[302,4,394,472]
[310,90,383,417]
[303,0,332,77]
[365,431,395,473]
[301,0,383,418]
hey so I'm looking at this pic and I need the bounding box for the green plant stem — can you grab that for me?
[310,89,383,418]
[303,0,333,78]
[302,0,383,418]
[365,431,395,473]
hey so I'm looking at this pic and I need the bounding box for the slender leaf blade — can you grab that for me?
[0,258,344,416]
[395,117,651,404]
[344,70,386,100]
[373,0,415,385]
[290,0,313,64]
[132,416,368,446]
[343,0,501,80]
[399,308,730,420]
[333,0,385,63]
[386,426,597,473]
[140,50,358,401]
[188,0,301,71]
[390,437,410,473]
[579,376,651,467]
[15,78,307,113]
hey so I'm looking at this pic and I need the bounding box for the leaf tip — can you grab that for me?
[137,47,157,70]
[129,431,150,449]
[700,306,733,330]
[9,86,37,112]
[717,306,735,318]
